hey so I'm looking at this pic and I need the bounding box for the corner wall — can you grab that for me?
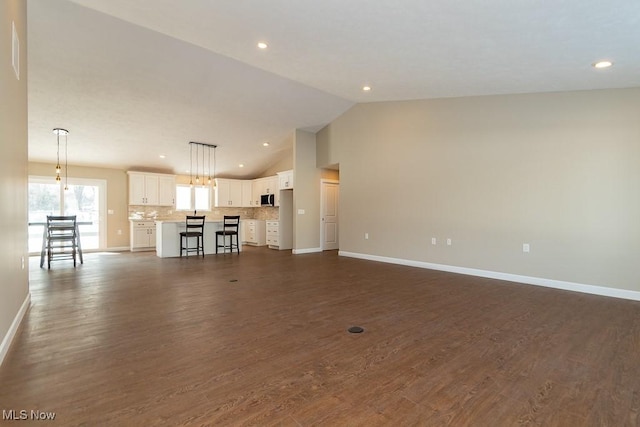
[293,130,321,251]
[316,88,640,292]
[0,0,29,365]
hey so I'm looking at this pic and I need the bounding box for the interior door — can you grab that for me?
[321,181,339,250]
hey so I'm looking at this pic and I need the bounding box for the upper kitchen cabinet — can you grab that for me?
[128,171,176,206]
[241,180,254,207]
[215,178,243,207]
[277,170,294,190]
[253,176,278,197]
[158,175,176,206]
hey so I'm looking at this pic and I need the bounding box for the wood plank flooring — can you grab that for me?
[1,248,639,426]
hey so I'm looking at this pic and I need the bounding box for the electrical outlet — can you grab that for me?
[523,243,530,253]
[365,233,369,240]
[117,229,122,235]
[447,238,452,246]
[431,237,437,245]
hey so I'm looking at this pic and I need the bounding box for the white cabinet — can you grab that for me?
[158,175,176,206]
[266,221,279,248]
[251,180,261,206]
[128,172,175,206]
[241,219,266,246]
[264,176,278,195]
[252,176,279,206]
[277,170,294,190]
[214,178,243,207]
[241,180,254,207]
[254,176,278,196]
[130,220,156,251]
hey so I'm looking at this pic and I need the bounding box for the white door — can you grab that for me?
[321,181,339,250]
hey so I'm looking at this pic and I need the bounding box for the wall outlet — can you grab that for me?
[117,229,122,235]
[298,209,305,214]
[365,233,369,240]
[431,237,437,245]
[108,209,114,215]
[447,238,452,246]
[523,243,530,253]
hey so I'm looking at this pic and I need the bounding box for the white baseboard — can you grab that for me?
[102,247,130,252]
[293,247,322,255]
[0,292,31,367]
[338,251,640,302]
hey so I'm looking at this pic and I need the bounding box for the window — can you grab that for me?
[176,184,211,211]
[28,176,106,253]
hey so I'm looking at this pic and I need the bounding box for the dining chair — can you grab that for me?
[46,215,78,269]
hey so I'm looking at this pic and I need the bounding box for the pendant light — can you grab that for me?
[195,144,200,184]
[189,142,217,187]
[53,128,68,183]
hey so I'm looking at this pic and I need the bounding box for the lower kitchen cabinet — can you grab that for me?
[241,219,266,246]
[130,220,156,251]
[266,221,279,249]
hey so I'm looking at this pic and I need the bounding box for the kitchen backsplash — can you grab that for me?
[129,206,279,221]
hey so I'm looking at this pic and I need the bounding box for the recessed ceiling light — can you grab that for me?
[263,142,270,147]
[159,154,166,159]
[593,60,613,69]
[239,164,244,168]
[257,42,268,49]
[362,86,372,91]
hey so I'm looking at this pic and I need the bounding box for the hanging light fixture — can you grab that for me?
[212,144,217,187]
[189,143,193,187]
[53,128,68,183]
[207,145,212,185]
[64,130,69,190]
[195,144,200,184]
[189,142,217,187]
[201,143,206,188]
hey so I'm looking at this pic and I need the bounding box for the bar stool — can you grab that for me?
[215,216,240,254]
[180,215,205,257]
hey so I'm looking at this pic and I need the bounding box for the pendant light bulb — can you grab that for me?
[56,164,61,173]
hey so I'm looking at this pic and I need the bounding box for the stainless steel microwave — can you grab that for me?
[260,194,274,206]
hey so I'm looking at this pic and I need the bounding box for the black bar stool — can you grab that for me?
[215,216,240,254]
[180,215,205,257]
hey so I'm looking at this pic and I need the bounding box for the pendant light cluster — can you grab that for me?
[53,128,70,190]
[189,141,217,188]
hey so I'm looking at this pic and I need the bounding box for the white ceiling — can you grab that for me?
[27,0,640,177]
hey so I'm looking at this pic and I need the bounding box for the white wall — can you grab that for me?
[317,88,640,292]
[0,0,29,365]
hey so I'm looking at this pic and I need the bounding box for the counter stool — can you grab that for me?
[180,215,205,257]
[216,215,240,254]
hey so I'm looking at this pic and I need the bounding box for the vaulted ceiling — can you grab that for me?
[27,0,640,177]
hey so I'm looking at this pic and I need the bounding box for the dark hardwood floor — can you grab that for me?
[1,247,639,426]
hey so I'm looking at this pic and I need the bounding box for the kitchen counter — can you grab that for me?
[156,220,242,257]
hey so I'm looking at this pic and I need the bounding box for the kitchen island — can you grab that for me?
[155,219,242,258]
